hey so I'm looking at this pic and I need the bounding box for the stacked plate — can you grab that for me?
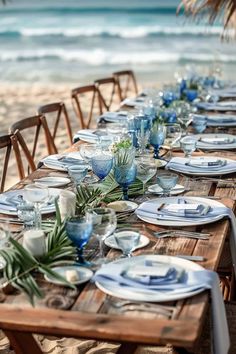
[196,133,236,150]
[42,152,89,171]
[166,156,236,176]
[135,196,225,226]
[0,188,61,215]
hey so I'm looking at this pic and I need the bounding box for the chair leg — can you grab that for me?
[4,330,42,354]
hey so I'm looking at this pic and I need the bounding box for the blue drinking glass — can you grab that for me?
[185,89,198,102]
[149,124,166,159]
[65,217,93,264]
[91,154,113,180]
[192,114,207,134]
[68,165,88,191]
[114,163,137,201]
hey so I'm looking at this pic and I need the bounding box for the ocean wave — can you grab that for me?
[1,49,236,65]
[0,25,223,39]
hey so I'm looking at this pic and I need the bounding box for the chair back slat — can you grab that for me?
[38,102,73,148]
[113,70,138,101]
[4,330,43,354]
[9,115,56,177]
[0,139,11,192]
[71,84,100,129]
[94,77,119,112]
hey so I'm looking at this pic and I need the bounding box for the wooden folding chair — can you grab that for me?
[113,70,138,101]
[94,77,120,112]
[9,115,57,176]
[38,102,73,148]
[0,134,30,192]
[71,84,101,129]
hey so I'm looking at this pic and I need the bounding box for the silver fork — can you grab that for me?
[154,230,210,240]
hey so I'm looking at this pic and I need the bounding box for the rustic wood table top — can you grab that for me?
[0,116,236,354]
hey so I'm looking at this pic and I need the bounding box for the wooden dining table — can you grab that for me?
[0,115,236,354]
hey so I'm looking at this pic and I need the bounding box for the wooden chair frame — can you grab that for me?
[94,77,119,112]
[9,115,57,176]
[0,134,27,191]
[113,70,138,101]
[38,102,73,146]
[71,84,100,129]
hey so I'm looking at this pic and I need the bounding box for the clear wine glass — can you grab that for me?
[113,228,140,258]
[165,124,182,159]
[180,136,197,159]
[65,217,93,264]
[24,184,49,229]
[136,156,157,200]
[68,165,88,190]
[86,207,117,265]
[156,172,179,197]
[78,144,100,183]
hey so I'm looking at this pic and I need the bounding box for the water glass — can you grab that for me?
[185,89,198,102]
[68,165,88,189]
[192,115,207,134]
[86,208,117,264]
[180,136,197,158]
[156,172,178,197]
[113,228,140,258]
[65,217,93,264]
[17,197,35,229]
[78,144,101,183]
[24,184,49,229]
[149,123,166,159]
[91,153,113,180]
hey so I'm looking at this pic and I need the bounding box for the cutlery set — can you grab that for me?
[153,230,210,240]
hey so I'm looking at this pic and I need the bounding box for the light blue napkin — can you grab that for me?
[73,130,99,142]
[166,157,236,174]
[98,111,128,123]
[197,101,236,111]
[94,264,229,354]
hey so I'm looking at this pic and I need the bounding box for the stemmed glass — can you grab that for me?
[136,156,157,200]
[68,165,88,191]
[91,153,113,180]
[86,207,117,265]
[191,115,207,134]
[24,184,49,229]
[113,148,137,201]
[180,136,197,159]
[156,172,179,197]
[113,228,140,258]
[149,123,166,159]
[65,217,93,264]
[78,144,100,183]
[165,124,182,159]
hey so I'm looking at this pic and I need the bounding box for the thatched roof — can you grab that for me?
[180,0,236,37]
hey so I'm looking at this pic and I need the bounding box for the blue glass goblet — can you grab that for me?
[91,154,113,180]
[149,124,166,159]
[68,165,88,191]
[65,217,93,264]
[114,163,137,201]
[185,89,198,102]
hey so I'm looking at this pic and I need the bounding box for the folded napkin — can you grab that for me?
[197,101,236,111]
[0,194,20,211]
[94,262,229,354]
[199,137,234,145]
[98,111,128,123]
[121,97,145,107]
[186,158,227,168]
[166,157,236,174]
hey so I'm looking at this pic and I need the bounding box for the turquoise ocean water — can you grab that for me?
[0,0,235,85]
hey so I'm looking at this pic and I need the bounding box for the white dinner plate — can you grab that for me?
[148,184,185,195]
[34,177,70,187]
[95,254,204,302]
[0,188,61,216]
[107,201,138,213]
[196,133,236,150]
[105,234,150,251]
[167,156,236,176]
[136,196,225,227]
[44,266,93,285]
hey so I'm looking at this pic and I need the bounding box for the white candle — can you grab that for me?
[58,190,76,220]
[23,230,45,257]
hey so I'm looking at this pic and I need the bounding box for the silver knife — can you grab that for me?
[175,255,206,261]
